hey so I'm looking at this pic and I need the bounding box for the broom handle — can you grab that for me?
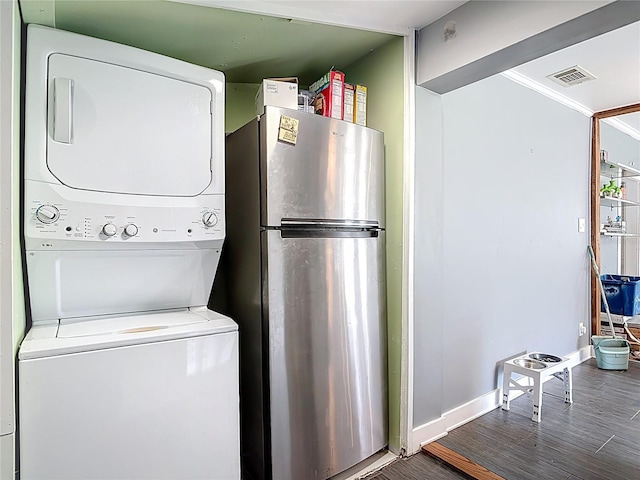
[588,246,617,339]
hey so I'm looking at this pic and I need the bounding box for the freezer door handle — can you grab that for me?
[280,218,380,229]
[52,77,74,144]
[280,229,379,238]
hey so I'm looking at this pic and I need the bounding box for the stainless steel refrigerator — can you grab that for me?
[212,106,387,480]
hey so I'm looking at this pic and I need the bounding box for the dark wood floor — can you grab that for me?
[368,358,640,480]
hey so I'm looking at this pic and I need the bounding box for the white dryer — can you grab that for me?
[19,25,239,480]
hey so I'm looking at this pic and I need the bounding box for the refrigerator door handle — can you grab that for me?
[280,218,380,229]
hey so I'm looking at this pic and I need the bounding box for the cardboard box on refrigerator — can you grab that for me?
[298,90,315,114]
[255,77,299,116]
[309,69,345,119]
[343,83,355,123]
[354,84,367,126]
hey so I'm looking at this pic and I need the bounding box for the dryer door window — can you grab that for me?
[46,54,213,196]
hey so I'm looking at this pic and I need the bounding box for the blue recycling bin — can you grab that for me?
[601,274,640,316]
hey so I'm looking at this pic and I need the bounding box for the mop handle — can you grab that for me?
[587,245,600,276]
[587,246,617,339]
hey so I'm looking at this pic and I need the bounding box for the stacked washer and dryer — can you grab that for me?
[18,26,239,479]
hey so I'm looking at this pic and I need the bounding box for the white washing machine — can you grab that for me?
[19,25,239,480]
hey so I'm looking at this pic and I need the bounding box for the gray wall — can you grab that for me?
[413,87,444,424]
[413,74,591,427]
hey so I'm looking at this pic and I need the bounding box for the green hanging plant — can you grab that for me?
[601,179,622,198]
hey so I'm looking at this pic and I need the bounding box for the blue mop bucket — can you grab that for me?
[592,336,630,370]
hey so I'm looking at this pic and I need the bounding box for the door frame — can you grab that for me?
[589,102,640,336]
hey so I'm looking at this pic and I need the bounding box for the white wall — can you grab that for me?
[413,73,591,430]
[0,0,23,478]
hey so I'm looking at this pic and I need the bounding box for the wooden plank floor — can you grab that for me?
[367,358,640,480]
[422,442,505,479]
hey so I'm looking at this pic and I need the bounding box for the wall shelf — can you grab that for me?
[601,159,640,180]
[600,232,640,237]
[600,195,640,207]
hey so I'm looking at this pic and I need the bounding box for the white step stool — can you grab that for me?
[501,352,573,423]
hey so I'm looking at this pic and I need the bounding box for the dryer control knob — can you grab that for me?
[35,205,60,224]
[102,223,118,237]
[202,212,218,228]
[124,224,139,237]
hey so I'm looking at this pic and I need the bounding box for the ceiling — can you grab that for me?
[19,1,639,135]
[20,0,464,85]
[171,0,468,35]
[510,20,640,135]
[22,0,398,84]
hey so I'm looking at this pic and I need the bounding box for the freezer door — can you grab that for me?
[263,230,387,480]
[261,107,385,227]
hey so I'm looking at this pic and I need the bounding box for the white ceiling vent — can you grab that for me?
[547,65,596,87]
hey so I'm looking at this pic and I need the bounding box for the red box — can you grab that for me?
[309,70,345,120]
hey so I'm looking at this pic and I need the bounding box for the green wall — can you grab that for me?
[225,83,260,133]
[343,37,405,452]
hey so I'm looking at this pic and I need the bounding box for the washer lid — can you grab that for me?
[46,53,213,197]
[18,307,237,360]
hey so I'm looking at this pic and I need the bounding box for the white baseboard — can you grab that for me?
[568,344,593,363]
[407,416,447,453]
[408,345,592,454]
[408,387,501,453]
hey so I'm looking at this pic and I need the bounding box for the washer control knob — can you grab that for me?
[35,205,60,224]
[202,211,218,228]
[124,224,139,237]
[102,223,118,237]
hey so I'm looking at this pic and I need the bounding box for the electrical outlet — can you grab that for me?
[578,322,587,336]
[578,218,586,233]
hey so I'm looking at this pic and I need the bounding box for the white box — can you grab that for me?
[298,90,314,113]
[343,84,355,123]
[355,85,367,126]
[600,324,627,338]
[255,79,298,115]
[600,312,640,327]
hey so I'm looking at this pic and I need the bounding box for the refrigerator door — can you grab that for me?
[263,230,387,480]
[260,107,385,228]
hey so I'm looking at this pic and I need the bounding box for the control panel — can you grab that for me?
[25,182,225,247]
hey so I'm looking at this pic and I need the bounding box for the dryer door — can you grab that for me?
[46,53,213,196]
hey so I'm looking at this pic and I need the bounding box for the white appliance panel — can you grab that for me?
[27,249,220,322]
[24,25,225,197]
[18,308,237,359]
[20,26,237,480]
[46,53,212,196]
[57,309,207,338]
[24,181,225,248]
[19,331,240,480]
